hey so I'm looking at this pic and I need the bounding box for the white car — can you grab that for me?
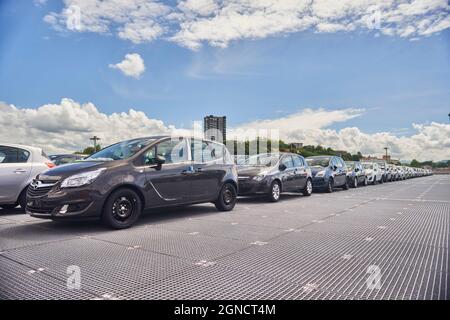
[362,162,383,185]
[0,143,55,210]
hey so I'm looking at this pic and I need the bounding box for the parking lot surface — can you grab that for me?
[0,175,448,300]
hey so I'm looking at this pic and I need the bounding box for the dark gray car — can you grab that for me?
[26,136,238,229]
[345,161,367,188]
[237,153,313,202]
[306,156,349,192]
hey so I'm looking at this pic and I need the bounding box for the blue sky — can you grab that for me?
[0,0,449,160]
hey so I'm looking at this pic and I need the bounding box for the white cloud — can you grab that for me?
[0,99,190,154]
[1,99,449,161]
[109,53,146,78]
[44,0,170,42]
[34,0,47,6]
[230,108,450,161]
[44,0,450,49]
[178,0,219,16]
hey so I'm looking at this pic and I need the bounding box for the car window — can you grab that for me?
[58,157,76,165]
[292,155,304,168]
[0,146,29,164]
[144,138,187,165]
[88,138,155,161]
[335,158,343,168]
[281,156,294,169]
[0,149,6,163]
[330,158,337,167]
[191,140,229,163]
[17,149,30,163]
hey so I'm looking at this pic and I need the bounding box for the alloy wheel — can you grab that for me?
[307,180,313,195]
[272,183,281,200]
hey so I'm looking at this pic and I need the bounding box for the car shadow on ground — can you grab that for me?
[0,204,226,240]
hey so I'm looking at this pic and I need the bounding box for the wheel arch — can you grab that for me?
[272,178,283,192]
[102,184,146,213]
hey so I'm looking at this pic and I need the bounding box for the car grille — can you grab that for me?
[27,186,54,198]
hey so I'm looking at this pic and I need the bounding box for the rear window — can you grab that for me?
[0,146,30,164]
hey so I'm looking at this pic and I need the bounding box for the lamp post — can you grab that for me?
[90,136,101,152]
[384,147,389,161]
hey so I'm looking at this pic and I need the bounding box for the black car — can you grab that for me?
[49,154,87,166]
[26,136,238,229]
[306,156,349,192]
[345,161,367,188]
[237,153,313,202]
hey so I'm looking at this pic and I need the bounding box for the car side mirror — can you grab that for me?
[332,165,338,171]
[279,164,287,171]
[156,155,166,165]
[355,168,359,172]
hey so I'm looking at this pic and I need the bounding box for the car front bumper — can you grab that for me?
[238,178,271,195]
[26,185,104,220]
[312,177,328,189]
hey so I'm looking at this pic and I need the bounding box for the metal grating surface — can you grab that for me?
[92,227,250,261]
[0,175,448,300]
[0,256,96,300]
[148,218,286,242]
[3,238,196,298]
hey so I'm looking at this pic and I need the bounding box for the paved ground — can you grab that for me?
[0,175,448,300]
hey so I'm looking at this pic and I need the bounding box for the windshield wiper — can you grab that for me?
[82,157,114,161]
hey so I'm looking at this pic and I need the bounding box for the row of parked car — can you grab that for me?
[0,138,432,229]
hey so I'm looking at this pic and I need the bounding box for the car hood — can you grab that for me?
[38,161,111,180]
[310,166,326,175]
[237,165,270,177]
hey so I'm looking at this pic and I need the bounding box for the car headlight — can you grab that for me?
[61,168,106,188]
[315,170,325,177]
[253,174,266,181]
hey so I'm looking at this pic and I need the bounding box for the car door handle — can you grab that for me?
[14,169,27,174]
[182,166,195,175]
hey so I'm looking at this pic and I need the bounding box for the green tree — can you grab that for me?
[76,144,101,155]
[410,159,420,168]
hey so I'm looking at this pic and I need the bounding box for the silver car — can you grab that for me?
[0,143,54,210]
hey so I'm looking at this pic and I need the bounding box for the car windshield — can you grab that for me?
[363,163,373,169]
[242,154,280,167]
[86,138,156,161]
[345,162,355,169]
[306,157,330,167]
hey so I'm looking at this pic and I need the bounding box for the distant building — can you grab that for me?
[204,115,226,143]
[362,155,400,165]
[290,142,303,149]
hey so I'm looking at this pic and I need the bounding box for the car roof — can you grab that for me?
[129,136,223,145]
[306,155,333,159]
[0,143,42,153]
[50,154,85,158]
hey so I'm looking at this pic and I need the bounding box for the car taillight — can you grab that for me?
[46,162,56,168]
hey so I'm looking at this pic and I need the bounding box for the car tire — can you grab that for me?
[215,183,237,211]
[363,177,368,186]
[0,203,18,210]
[268,181,281,202]
[352,177,358,188]
[342,177,350,190]
[326,178,334,193]
[379,177,383,184]
[302,179,313,196]
[18,187,28,211]
[101,188,143,229]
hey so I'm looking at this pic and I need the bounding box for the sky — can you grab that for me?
[0,0,449,161]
